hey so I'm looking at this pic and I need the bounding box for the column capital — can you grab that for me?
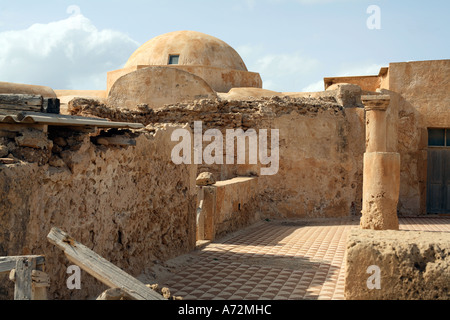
[361,95,391,112]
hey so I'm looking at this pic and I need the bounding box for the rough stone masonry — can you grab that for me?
[345,229,450,300]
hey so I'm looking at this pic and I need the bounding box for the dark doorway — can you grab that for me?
[427,128,450,214]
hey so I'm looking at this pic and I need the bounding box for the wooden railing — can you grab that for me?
[0,255,50,300]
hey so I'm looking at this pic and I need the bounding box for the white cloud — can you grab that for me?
[301,80,325,92]
[236,44,265,60]
[0,14,139,90]
[255,53,320,91]
[337,63,387,77]
[255,53,320,77]
[237,44,322,92]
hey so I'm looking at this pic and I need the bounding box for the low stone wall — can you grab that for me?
[199,177,259,241]
[0,124,197,300]
[345,229,450,300]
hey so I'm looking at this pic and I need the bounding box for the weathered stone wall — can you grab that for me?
[108,67,218,111]
[386,60,450,215]
[324,75,381,92]
[0,124,197,300]
[345,229,450,300]
[68,94,365,220]
[319,60,450,216]
[257,106,365,218]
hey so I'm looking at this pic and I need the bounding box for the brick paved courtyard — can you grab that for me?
[161,216,450,300]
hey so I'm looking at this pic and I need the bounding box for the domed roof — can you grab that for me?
[124,31,248,71]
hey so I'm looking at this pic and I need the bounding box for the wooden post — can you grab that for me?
[203,187,217,241]
[0,255,49,300]
[14,257,35,300]
[32,269,50,300]
[196,187,205,241]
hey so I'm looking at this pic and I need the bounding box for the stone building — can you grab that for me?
[57,30,263,111]
[0,30,448,299]
[325,59,450,215]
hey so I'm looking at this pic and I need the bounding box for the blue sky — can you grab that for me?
[0,0,449,92]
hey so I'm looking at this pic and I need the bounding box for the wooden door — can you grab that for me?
[427,148,450,214]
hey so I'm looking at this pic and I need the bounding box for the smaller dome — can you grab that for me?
[125,31,248,71]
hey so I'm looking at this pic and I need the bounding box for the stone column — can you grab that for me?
[361,95,400,230]
[363,95,389,153]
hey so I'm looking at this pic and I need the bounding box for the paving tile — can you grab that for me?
[164,217,449,301]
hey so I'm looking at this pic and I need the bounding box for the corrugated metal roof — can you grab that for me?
[0,112,144,129]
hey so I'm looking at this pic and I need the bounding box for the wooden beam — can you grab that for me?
[0,94,43,114]
[0,256,45,275]
[0,104,42,112]
[47,227,165,300]
[0,94,43,107]
[96,288,134,300]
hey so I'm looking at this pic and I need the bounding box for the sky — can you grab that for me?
[0,0,449,92]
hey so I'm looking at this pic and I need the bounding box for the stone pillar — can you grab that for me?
[363,95,389,153]
[361,95,400,230]
[361,152,400,230]
[202,186,217,241]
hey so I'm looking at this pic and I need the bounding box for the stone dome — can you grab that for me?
[124,30,248,71]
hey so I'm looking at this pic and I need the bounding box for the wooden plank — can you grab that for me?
[47,227,165,300]
[96,288,134,300]
[0,104,42,111]
[0,256,45,275]
[31,270,50,288]
[0,94,43,106]
[14,257,35,300]
[31,269,49,300]
[14,112,144,129]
